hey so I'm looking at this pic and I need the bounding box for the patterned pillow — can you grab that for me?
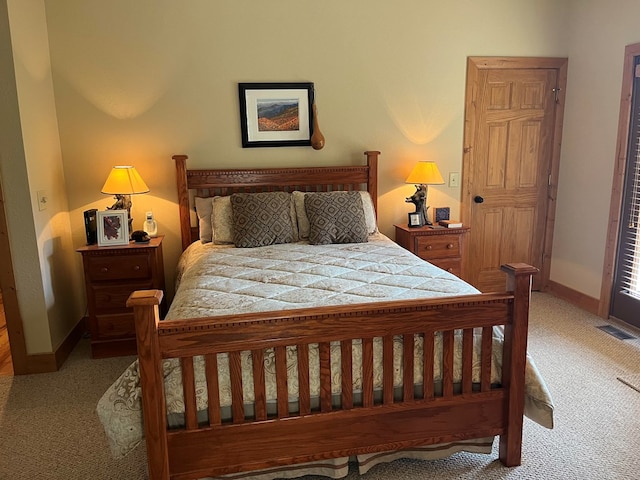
[304,191,368,245]
[293,191,377,239]
[230,192,295,248]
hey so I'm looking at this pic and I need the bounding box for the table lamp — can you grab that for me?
[101,166,150,236]
[405,161,444,226]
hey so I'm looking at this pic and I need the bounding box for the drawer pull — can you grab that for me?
[447,268,454,272]
[425,245,433,251]
[133,265,140,271]
[100,267,108,273]
[447,243,454,249]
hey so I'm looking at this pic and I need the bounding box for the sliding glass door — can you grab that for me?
[611,54,640,327]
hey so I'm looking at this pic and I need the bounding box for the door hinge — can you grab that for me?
[552,87,562,103]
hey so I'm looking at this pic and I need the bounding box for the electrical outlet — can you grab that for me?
[37,190,48,211]
[449,172,460,188]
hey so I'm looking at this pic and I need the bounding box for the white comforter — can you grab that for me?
[97,233,554,469]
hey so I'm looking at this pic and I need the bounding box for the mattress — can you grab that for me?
[97,233,554,477]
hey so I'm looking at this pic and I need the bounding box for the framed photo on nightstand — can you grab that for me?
[408,212,423,228]
[434,207,450,224]
[97,210,129,246]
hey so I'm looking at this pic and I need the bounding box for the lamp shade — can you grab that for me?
[101,166,150,195]
[405,161,445,185]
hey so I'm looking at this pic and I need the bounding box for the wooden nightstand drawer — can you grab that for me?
[429,258,462,276]
[93,283,153,311]
[86,253,152,281]
[96,313,136,338]
[415,235,461,260]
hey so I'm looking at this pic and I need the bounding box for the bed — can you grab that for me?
[97,150,554,480]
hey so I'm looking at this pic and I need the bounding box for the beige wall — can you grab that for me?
[0,0,48,352]
[43,0,568,298]
[552,0,640,298]
[2,0,82,353]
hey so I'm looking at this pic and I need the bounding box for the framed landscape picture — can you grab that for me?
[238,82,314,148]
[97,210,130,246]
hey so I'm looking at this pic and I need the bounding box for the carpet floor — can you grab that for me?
[1,292,639,479]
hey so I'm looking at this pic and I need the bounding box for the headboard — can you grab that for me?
[173,150,380,251]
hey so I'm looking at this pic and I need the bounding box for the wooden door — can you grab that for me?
[462,57,567,292]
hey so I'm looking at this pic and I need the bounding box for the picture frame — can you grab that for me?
[238,82,314,148]
[97,210,130,246]
[434,207,451,224]
[408,212,423,228]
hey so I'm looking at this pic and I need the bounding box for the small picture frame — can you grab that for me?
[434,207,451,224]
[408,212,423,228]
[97,210,130,246]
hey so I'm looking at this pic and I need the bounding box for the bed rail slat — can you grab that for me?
[442,330,454,398]
[319,342,332,413]
[383,335,394,405]
[362,338,374,407]
[181,357,198,430]
[275,346,289,418]
[229,351,244,422]
[423,331,434,400]
[403,334,415,401]
[204,354,221,426]
[252,349,267,421]
[340,340,353,409]
[481,326,493,392]
[297,344,311,415]
[462,328,474,394]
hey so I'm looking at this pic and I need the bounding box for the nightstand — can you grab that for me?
[394,224,469,279]
[77,236,166,358]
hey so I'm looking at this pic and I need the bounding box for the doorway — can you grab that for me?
[0,287,12,375]
[0,172,24,375]
[462,57,568,292]
[601,42,640,327]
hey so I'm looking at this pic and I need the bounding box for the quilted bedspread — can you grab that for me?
[97,233,554,464]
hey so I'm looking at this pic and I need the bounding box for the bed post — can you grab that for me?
[127,290,169,480]
[173,154,191,252]
[498,263,538,467]
[364,150,379,214]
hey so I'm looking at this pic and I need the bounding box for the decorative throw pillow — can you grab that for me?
[304,191,368,245]
[212,196,234,244]
[230,192,295,248]
[194,197,214,243]
[293,191,377,239]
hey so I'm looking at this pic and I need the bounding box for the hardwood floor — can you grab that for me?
[0,291,13,376]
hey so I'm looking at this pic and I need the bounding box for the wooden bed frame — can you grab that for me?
[126,150,537,480]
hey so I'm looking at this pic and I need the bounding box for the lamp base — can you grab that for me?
[107,194,133,239]
[106,194,132,212]
[405,185,431,226]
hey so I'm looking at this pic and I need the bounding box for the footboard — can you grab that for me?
[128,263,537,480]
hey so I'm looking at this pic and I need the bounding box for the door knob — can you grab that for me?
[474,195,484,204]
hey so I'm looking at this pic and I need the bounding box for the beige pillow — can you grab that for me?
[212,196,234,244]
[304,191,368,245]
[194,197,214,243]
[293,190,377,239]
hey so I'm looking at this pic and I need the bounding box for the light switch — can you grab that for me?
[449,172,460,188]
[37,190,48,211]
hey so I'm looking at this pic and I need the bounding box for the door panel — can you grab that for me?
[463,58,567,293]
[609,50,640,327]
